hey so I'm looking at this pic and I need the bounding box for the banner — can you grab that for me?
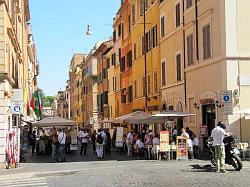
[160,130,170,152]
[30,90,42,120]
[176,137,188,161]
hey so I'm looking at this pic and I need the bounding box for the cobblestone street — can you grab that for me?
[0,149,250,187]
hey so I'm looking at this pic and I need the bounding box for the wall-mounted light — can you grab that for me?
[194,102,199,109]
[215,100,223,108]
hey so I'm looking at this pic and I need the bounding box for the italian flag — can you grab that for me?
[30,90,42,120]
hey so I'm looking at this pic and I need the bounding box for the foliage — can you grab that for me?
[37,88,55,107]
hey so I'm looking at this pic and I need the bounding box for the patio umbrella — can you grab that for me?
[123,111,152,124]
[141,109,196,124]
[32,116,75,128]
[98,119,115,123]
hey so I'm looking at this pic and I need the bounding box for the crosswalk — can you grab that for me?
[0,177,47,187]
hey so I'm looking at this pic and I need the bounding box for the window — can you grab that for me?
[160,16,165,37]
[118,24,122,37]
[128,85,133,103]
[152,25,157,48]
[128,15,131,34]
[112,53,116,66]
[134,42,137,60]
[153,71,158,94]
[112,77,115,91]
[107,58,110,69]
[187,34,194,65]
[142,35,145,54]
[146,30,151,52]
[140,0,148,16]
[176,54,182,81]
[113,30,116,42]
[203,24,211,59]
[127,51,132,67]
[147,74,151,95]
[186,0,192,9]
[119,48,121,62]
[134,80,137,98]
[161,61,166,86]
[121,88,127,103]
[175,3,181,27]
[132,4,136,25]
[120,56,126,72]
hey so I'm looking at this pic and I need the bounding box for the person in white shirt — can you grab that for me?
[79,129,89,156]
[211,122,229,172]
[126,131,133,156]
[96,129,104,159]
[181,128,194,160]
[58,129,66,162]
[135,136,144,158]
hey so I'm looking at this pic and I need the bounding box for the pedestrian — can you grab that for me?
[192,134,199,159]
[30,130,36,154]
[126,131,133,156]
[186,127,195,140]
[58,128,66,162]
[172,125,178,142]
[96,129,104,159]
[79,129,89,156]
[181,128,194,160]
[211,121,229,173]
[105,129,111,156]
[51,127,59,162]
[135,135,144,158]
[152,134,160,159]
[91,130,97,155]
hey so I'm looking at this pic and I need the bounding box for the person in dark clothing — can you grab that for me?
[186,127,195,140]
[30,130,36,154]
[105,129,111,156]
[91,130,97,155]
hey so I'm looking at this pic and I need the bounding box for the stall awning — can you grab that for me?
[32,116,75,128]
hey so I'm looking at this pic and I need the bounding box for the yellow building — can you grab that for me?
[130,0,161,115]
[159,0,185,131]
[0,0,38,168]
[160,0,250,144]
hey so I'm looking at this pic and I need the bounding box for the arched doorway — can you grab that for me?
[176,102,183,135]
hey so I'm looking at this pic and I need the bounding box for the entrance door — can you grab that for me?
[202,104,216,136]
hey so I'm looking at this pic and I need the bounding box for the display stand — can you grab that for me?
[176,137,188,161]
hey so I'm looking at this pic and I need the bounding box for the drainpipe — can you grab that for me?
[183,0,187,107]
[195,0,199,60]
[143,0,148,111]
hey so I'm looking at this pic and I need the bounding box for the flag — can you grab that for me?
[30,90,42,120]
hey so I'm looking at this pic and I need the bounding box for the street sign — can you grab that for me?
[220,90,233,115]
[11,89,23,102]
[10,102,24,114]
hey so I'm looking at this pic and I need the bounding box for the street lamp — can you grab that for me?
[86,25,92,36]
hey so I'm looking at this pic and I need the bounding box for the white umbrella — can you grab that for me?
[33,116,75,128]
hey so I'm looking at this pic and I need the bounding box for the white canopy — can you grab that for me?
[32,116,75,128]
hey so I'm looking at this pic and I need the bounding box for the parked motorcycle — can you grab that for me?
[207,135,243,171]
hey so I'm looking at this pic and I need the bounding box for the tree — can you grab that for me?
[37,88,55,107]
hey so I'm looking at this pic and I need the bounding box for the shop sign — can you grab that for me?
[160,131,170,152]
[200,98,215,105]
[176,137,188,161]
[11,89,23,102]
[10,102,23,114]
[220,90,233,115]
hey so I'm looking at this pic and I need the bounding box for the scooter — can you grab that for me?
[207,135,243,171]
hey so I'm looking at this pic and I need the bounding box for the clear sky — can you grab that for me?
[29,0,120,96]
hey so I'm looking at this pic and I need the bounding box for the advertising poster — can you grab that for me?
[115,127,123,147]
[160,131,170,152]
[176,137,188,161]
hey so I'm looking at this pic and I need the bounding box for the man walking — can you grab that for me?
[96,129,104,159]
[79,129,89,155]
[211,122,229,172]
[58,129,66,162]
[126,131,133,156]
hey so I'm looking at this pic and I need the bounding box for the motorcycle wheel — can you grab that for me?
[231,154,243,171]
[211,156,216,166]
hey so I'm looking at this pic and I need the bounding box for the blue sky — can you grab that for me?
[29,0,120,96]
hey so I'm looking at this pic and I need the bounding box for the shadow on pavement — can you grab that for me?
[189,164,215,172]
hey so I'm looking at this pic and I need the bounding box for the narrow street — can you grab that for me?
[1,148,250,187]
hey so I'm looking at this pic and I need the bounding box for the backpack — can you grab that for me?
[96,134,103,144]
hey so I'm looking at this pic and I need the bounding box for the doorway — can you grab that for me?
[202,104,216,136]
